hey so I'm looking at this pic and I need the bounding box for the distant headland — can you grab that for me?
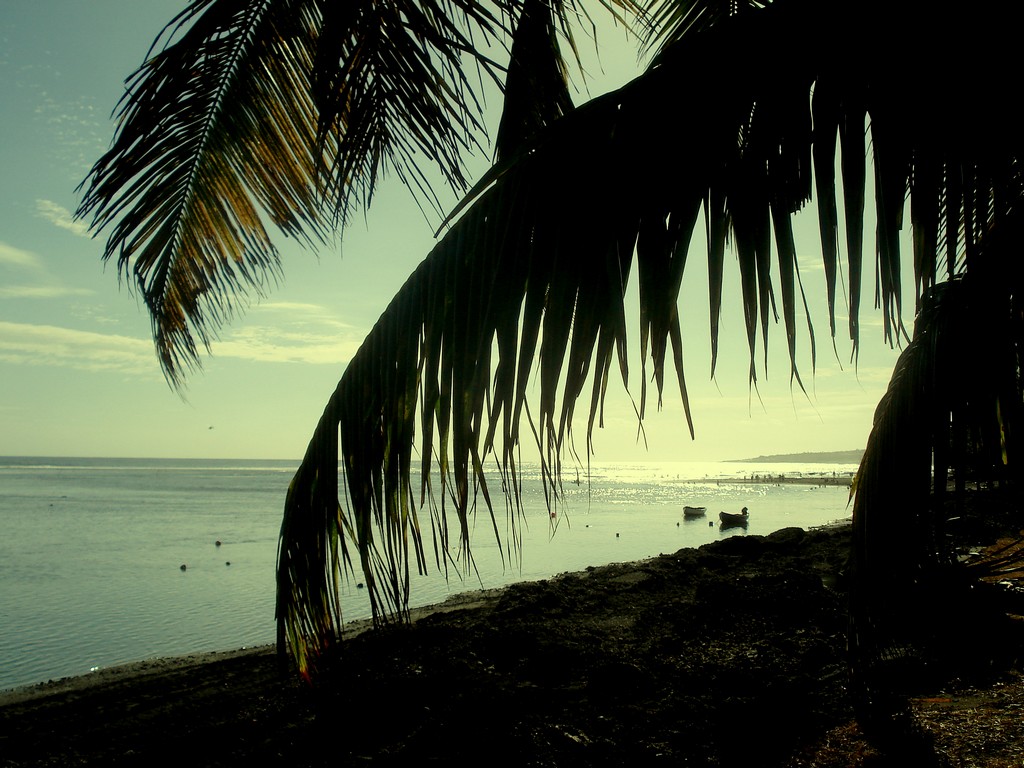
[728,449,864,464]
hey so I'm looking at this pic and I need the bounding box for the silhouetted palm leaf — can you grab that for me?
[276,0,1021,676]
[638,0,768,55]
[848,249,1022,737]
[79,0,1021,688]
[77,0,338,384]
[78,0,604,385]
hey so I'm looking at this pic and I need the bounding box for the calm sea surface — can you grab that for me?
[0,456,856,691]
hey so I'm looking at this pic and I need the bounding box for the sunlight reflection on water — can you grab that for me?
[0,457,854,690]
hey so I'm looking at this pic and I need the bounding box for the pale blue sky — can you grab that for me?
[0,1,905,461]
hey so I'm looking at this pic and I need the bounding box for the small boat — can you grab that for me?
[719,507,749,529]
[683,505,707,518]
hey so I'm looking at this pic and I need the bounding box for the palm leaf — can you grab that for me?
[77,0,337,385]
[311,0,513,219]
[636,0,769,55]
[277,0,1024,678]
[266,1,806,671]
[849,248,1022,731]
[80,0,1021,682]
[78,0,646,387]
[495,0,577,161]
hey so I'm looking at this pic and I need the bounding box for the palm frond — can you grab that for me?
[79,0,648,387]
[495,0,577,160]
[311,0,513,220]
[636,0,770,56]
[848,208,1023,731]
[75,0,1015,682]
[77,0,336,385]
[284,0,1024,679]
[273,0,905,673]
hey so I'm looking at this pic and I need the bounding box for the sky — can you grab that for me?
[0,1,909,462]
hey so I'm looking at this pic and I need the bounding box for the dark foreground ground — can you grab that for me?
[3,524,1024,767]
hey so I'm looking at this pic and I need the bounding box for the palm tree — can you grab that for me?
[78,0,1021,722]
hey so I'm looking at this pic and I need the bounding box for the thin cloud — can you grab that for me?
[0,241,41,269]
[0,321,156,375]
[210,302,364,365]
[0,285,93,299]
[0,307,362,372]
[195,301,364,364]
[214,325,361,365]
[251,302,357,330]
[35,200,89,237]
[0,240,93,299]
[255,301,334,314]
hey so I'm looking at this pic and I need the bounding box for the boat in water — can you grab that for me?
[719,507,749,529]
[683,505,707,518]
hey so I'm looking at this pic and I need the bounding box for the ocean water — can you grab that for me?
[0,456,855,691]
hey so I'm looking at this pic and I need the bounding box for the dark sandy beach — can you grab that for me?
[2,524,1022,767]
